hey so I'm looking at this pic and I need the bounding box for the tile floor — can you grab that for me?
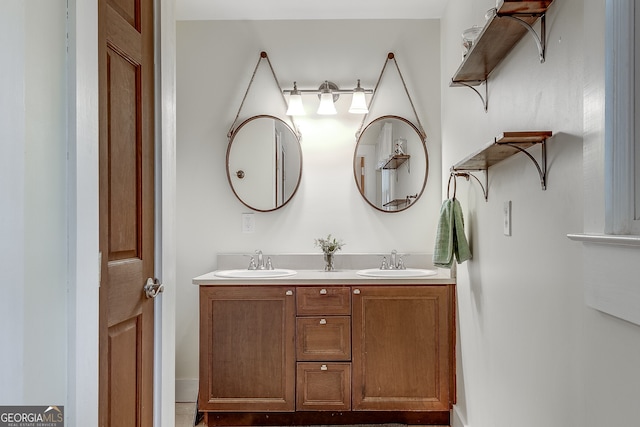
[176,402,203,427]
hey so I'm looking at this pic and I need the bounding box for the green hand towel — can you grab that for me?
[433,198,471,268]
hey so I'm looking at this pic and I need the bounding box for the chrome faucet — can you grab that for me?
[248,250,274,270]
[255,250,265,270]
[381,249,405,270]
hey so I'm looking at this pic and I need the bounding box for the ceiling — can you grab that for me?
[176,0,449,21]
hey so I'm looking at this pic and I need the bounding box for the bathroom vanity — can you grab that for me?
[194,256,456,426]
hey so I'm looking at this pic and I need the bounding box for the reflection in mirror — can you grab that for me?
[353,116,428,212]
[227,115,302,212]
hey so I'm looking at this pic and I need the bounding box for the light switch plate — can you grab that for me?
[503,201,511,236]
[241,213,255,233]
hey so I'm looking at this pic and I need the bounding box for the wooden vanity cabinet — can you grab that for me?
[199,283,455,425]
[352,285,455,411]
[199,286,296,412]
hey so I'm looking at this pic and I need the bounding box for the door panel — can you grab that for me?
[107,47,140,261]
[108,317,142,426]
[99,0,154,423]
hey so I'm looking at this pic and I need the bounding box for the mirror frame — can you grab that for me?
[353,115,429,213]
[226,115,303,212]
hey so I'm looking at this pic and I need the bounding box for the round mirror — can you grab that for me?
[227,115,302,212]
[353,115,428,212]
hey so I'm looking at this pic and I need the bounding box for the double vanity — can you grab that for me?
[193,254,456,426]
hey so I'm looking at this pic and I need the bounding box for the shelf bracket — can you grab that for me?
[500,140,547,190]
[455,80,488,112]
[450,170,489,202]
[501,13,547,63]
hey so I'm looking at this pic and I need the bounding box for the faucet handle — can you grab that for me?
[248,257,257,270]
[380,256,388,270]
[397,257,406,270]
[265,257,274,270]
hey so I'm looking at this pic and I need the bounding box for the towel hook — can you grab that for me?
[449,170,488,201]
[447,173,457,199]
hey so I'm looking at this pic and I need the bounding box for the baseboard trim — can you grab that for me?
[176,378,198,402]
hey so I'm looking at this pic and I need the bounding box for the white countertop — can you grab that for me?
[193,268,455,286]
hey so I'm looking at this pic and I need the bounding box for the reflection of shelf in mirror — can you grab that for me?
[381,155,410,170]
[383,198,413,208]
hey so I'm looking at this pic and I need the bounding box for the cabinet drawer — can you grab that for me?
[296,316,351,361]
[296,362,351,411]
[296,287,351,315]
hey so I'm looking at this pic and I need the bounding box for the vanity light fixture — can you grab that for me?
[285,82,305,115]
[348,80,369,114]
[317,81,338,115]
[283,79,373,116]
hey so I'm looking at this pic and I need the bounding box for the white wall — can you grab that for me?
[0,0,68,405]
[442,1,640,427]
[176,19,441,392]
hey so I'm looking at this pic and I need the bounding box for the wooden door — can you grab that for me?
[351,286,453,411]
[199,286,296,412]
[98,0,155,423]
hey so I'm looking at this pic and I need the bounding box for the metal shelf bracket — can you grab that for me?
[456,80,488,112]
[499,140,547,190]
[501,13,547,63]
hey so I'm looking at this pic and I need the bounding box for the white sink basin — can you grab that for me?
[356,268,438,278]
[214,268,297,279]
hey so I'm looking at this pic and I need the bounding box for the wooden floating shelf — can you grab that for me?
[450,0,554,110]
[451,131,553,200]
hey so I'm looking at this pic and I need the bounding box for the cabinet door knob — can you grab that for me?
[320,364,328,371]
[319,288,327,295]
[353,289,361,294]
[285,290,293,296]
[319,318,327,325]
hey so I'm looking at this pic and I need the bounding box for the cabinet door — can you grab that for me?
[199,286,296,412]
[352,286,453,411]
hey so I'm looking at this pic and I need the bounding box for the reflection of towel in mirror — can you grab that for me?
[433,198,471,268]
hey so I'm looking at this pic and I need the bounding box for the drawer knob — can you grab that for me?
[319,288,327,295]
[319,318,327,325]
[285,290,293,296]
[320,364,328,371]
[353,289,361,294]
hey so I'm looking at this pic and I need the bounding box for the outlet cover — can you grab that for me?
[242,213,255,233]
[503,201,511,236]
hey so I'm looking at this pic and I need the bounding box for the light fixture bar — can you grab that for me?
[284,79,373,116]
[283,89,374,95]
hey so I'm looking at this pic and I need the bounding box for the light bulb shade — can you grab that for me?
[317,92,337,115]
[286,93,305,115]
[348,91,368,114]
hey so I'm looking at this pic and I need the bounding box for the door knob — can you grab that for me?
[144,277,164,299]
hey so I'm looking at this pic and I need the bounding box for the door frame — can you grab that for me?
[66,0,176,425]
